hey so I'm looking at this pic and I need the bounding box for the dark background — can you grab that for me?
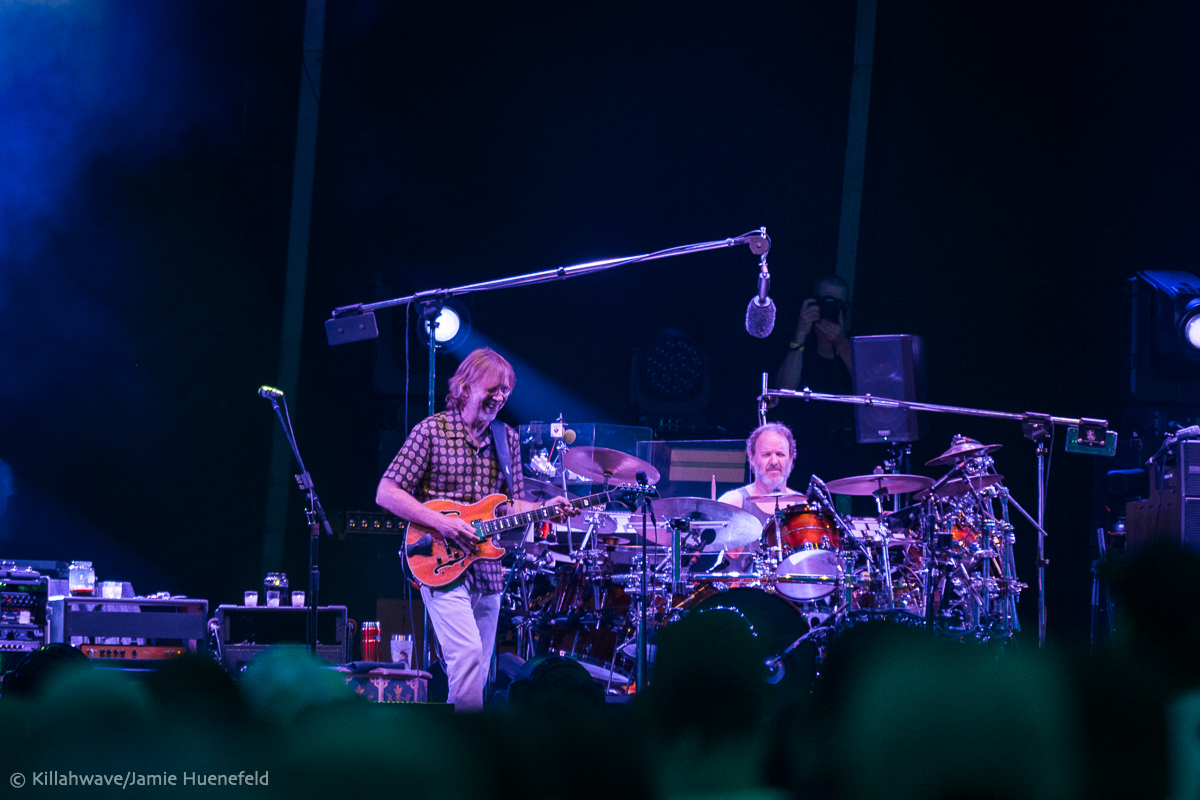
[0,0,1195,647]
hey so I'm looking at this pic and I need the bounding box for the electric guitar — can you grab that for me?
[403,483,658,588]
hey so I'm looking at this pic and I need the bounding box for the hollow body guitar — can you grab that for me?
[404,484,656,588]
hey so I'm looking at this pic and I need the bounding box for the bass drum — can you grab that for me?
[675,586,817,702]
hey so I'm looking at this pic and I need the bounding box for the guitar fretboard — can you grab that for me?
[473,486,649,535]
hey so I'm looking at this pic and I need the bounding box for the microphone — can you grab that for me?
[762,656,785,685]
[806,475,822,505]
[258,386,284,399]
[745,265,776,338]
[563,429,577,444]
[1172,425,1200,440]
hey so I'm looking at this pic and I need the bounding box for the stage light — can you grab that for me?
[631,328,709,415]
[1126,271,1200,405]
[1184,309,1200,351]
[415,298,471,352]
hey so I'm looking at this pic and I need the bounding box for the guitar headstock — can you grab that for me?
[612,482,660,503]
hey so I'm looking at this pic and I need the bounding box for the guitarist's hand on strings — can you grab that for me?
[436,515,483,553]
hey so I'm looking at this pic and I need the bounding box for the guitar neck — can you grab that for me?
[474,488,622,537]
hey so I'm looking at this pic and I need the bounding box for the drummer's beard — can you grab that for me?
[754,465,792,494]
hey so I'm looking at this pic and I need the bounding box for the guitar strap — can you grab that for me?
[489,419,515,498]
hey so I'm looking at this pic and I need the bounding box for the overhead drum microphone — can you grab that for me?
[742,229,775,338]
[745,292,776,339]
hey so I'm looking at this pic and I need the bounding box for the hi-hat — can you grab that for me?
[825,474,934,496]
[563,447,660,485]
[925,439,1003,467]
[521,478,577,503]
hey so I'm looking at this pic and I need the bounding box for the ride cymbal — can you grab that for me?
[824,474,934,496]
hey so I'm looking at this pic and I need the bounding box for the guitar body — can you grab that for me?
[404,494,509,588]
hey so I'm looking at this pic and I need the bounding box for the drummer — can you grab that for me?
[718,423,806,562]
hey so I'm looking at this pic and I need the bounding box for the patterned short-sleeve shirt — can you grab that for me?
[383,409,524,594]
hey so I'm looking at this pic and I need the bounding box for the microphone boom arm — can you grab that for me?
[326,229,771,344]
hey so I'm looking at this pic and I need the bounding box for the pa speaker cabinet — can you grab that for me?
[1128,441,1200,553]
[215,605,348,674]
[851,335,929,444]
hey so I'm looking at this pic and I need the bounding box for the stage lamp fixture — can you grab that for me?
[415,298,471,352]
[631,328,709,414]
[1184,308,1200,351]
[1140,271,1200,374]
[1125,270,1200,407]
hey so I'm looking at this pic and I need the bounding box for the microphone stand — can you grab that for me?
[264,392,332,658]
[761,376,1107,647]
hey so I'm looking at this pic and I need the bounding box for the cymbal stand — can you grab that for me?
[555,419,577,552]
[635,488,659,691]
[501,551,540,660]
[870,489,897,610]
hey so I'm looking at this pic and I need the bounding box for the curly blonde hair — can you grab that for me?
[445,348,516,412]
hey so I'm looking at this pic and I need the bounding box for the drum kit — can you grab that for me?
[498,434,1027,692]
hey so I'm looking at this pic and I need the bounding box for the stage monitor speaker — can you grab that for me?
[851,335,928,444]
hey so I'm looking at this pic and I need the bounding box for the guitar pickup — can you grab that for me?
[406,534,434,558]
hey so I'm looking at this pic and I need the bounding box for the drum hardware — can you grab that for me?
[915,473,1006,501]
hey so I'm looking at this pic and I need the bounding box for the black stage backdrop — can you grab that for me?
[0,0,1195,647]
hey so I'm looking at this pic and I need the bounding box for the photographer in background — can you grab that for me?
[776,275,853,389]
[772,275,857,489]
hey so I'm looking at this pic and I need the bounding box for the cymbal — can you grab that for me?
[650,497,763,552]
[521,477,577,503]
[563,446,661,486]
[825,474,934,496]
[745,492,807,505]
[916,474,1005,501]
[925,441,1002,467]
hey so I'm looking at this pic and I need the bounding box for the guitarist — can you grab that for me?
[375,348,574,711]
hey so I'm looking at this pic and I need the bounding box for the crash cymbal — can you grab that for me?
[521,477,577,503]
[563,446,661,486]
[825,474,934,496]
[649,497,763,552]
[916,473,1005,501]
[925,440,1003,467]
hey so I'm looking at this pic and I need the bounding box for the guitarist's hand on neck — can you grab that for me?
[510,494,580,521]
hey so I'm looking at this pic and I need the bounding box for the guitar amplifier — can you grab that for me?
[215,605,349,676]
